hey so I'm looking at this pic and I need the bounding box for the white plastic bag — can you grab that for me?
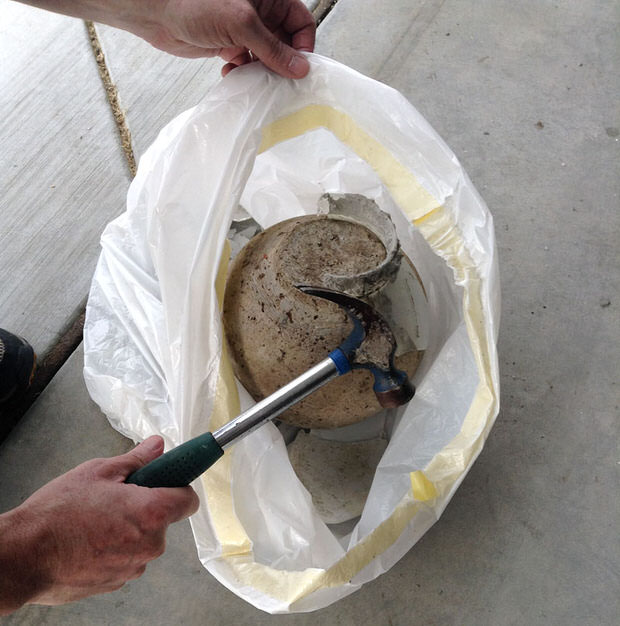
[84,53,500,613]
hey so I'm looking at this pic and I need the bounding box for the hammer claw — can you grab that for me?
[297,286,415,408]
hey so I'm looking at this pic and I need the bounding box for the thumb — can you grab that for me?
[110,436,165,477]
[243,20,310,78]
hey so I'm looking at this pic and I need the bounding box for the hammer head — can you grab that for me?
[298,287,415,408]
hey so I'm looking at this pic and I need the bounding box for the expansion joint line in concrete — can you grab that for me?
[312,0,339,25]
[85,20,138,178]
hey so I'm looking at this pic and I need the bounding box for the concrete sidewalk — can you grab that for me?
[1,0,618,623]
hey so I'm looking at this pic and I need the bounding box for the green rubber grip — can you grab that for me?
[125,432,224,488]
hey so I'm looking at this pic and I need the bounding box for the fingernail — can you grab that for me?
[143,435,164,452]
[288,54,308,77]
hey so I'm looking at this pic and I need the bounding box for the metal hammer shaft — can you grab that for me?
[213,357,339,448]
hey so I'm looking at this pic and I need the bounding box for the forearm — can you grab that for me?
[13,0,164,32]
[14,0,315,76]
[0,439,198,614]
[0,507,49,615]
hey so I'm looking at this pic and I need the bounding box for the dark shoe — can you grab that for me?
[0,329,37,404]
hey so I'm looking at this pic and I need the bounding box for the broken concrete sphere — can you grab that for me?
[222,199,424,430]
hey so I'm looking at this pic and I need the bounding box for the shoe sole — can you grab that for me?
[0,333,37,404]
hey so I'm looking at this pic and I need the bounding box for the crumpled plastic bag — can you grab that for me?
[84,53,500,614]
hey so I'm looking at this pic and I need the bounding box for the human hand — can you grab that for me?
[0,436,198,612]
[19,0,315,77]
[116,0,316,78]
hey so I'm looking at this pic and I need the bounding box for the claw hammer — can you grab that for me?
[126,287,415,488]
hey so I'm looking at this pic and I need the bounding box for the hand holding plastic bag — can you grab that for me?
[84,54,500,613]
